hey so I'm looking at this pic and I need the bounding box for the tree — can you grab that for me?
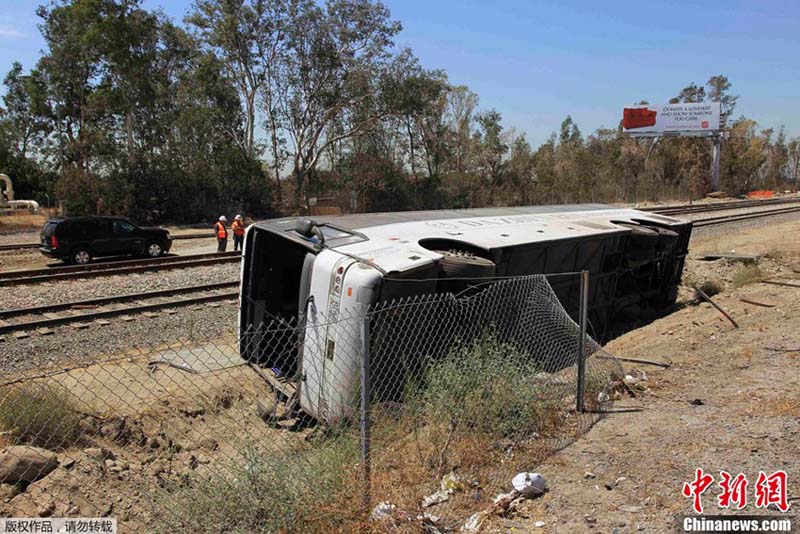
[475,109,506,195]
[447,85,479,175]
[671,83,706,104]
[706,75,738,117]
[788,138,800,188]
[27,0,270,220]
[720,118,766,194]
[505,132,535,204]
[2,63,49,159]
[188,0,289,162]
[277,0,403,210]
[558,115,581,146]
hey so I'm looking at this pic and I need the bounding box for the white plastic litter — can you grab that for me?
[512,472,547,498]
[422,489,451,508]
[370,502,396,521]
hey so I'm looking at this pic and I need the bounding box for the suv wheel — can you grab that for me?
[72,248,92,265]
[146,242,163,257]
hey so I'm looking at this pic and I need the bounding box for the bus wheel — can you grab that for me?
[435,249,496,279]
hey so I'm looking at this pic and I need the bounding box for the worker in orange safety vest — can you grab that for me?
[215,215,228,252]
[232,214,245,252]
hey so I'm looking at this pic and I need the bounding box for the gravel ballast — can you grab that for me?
[0,301,238,376]
[0,263,240,310]
[690,209,800,241]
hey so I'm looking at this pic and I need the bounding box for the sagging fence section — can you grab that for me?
[0,273,622,532]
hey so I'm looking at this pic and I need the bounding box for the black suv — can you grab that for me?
[40,216,172,264]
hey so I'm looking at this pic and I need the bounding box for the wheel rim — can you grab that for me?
[75,251,90,264]
[148,243,162,256]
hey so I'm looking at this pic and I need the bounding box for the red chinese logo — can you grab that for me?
[755,470,789,512]
[683,470,790,513]
[718,471,748,510]
[683,468,715,513]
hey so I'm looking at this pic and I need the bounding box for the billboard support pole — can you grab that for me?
[711,136,722,192]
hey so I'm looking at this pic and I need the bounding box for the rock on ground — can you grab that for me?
[0,446,58,484]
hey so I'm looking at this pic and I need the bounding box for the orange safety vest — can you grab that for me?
[215,222,227,239]
[232,220,245,236]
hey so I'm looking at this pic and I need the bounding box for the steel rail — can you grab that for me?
[0,283,239,334]
[639,196,800,215]
[0,231,214,252]
[0,250,240,280]
[0,255,241,286]
[692,205,800,227]
[0,281,239,320]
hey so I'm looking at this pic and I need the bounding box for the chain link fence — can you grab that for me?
[0,273,623,532]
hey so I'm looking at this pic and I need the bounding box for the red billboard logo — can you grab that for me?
[623,108,657,129]
[702,121,709,128]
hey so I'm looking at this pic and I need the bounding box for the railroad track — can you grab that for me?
[0,281,239,336]
[0,232,213,252]
[3,198,800,286]
[0,251,241,286]
[639,196,800,216]
[691,204,800,228]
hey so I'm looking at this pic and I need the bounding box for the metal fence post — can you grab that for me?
[576,270,589,413]
[360,314,372,509]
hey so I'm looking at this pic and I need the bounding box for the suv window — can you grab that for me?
[73,220,96,237]
[42,221,59,237]
[113,220,136,235]
[96,220,113,235]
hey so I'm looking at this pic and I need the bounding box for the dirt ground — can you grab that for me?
[479,220,800,533]
[0,341,308,529]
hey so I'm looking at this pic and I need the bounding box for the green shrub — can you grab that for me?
[412,334,567,440]
[0,384,83,450]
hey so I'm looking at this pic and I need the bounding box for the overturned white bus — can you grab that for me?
[238,204,691,420]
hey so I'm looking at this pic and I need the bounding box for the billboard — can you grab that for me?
[622,102,721,136]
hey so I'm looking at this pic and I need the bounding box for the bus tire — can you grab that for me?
[435,249,496,279]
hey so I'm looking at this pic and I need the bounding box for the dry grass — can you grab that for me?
[365,335,604,525]
[0,211,49,234]
[0,384,83,450]
[759,396,800,418]
[763,247,800,263]
[732,265,767,289]
[159,431,363,534]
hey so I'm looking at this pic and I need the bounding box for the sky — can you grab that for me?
[0,0,798,146]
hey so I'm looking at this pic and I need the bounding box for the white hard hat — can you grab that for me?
[219,215,227,222]
[235,214,242,220]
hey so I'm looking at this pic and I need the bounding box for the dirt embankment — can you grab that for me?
[480,219,800,533]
